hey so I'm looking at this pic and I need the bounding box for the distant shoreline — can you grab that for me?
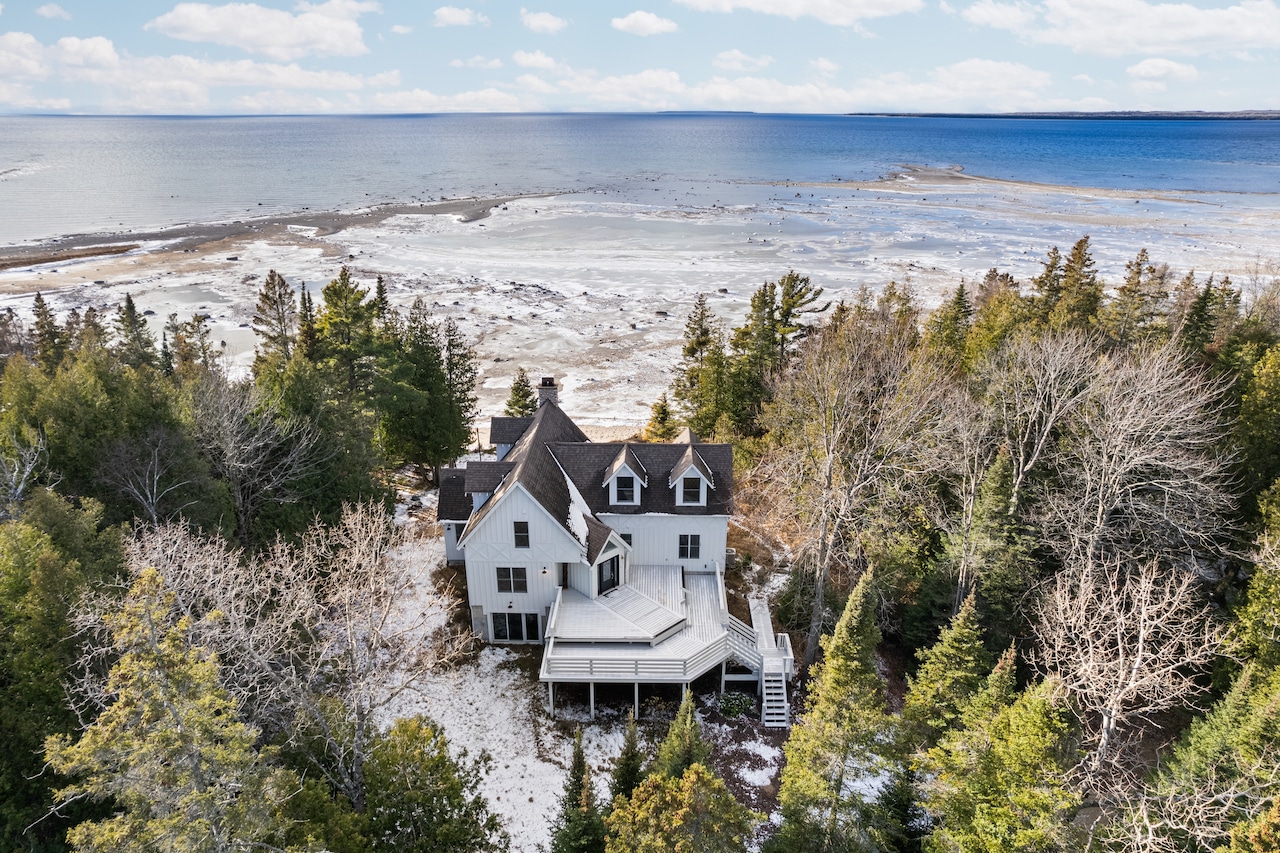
[849,110,1280,120]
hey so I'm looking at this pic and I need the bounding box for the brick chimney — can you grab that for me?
[537,376,559,407]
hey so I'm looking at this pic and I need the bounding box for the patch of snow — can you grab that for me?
[741,738,782,764]
[739,765,775,787]
[557,458,592,548]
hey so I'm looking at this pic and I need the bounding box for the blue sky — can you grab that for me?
[1,0,1276,113]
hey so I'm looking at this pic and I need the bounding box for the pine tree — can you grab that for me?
[643,393,680,442]
[1098,247,1170,348]
[605,764,757,853]
[772,570,896,853]
[923,283,974,369]
[113,293,157,368]
[650,690,711,780]
[775,270,829,366]
[44,569,293,853]
[316,266,377,403]
[551,729,606,853]
[374,275,390,320]
[297,284,318,361]
[1048,235,1102,331]
[504,367,538,417]
[31,291,64,373]
[920,678,1081,853]
[252,268,297,368]
[901,593,992,749]
[609,710,645,808]
[1031,245,1064,326]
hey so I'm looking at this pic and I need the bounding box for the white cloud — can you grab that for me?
[391,23,412,33]
[713,48,773,70]
[513,49,557,68]
[810,56,840,74]
[55,36,120,68]
[1073,72,1094,83]
[0,80,69,109]
[36,4,71,20]
[234,89,343,111]
[516,73,558,93]
[521,7,568,33]
[372,86,530,111]
[0,31,49,78]
[145,0,381,61]
[450,54,503,68]
[612,10,680,34]
[1127,57,1199,80]
[960,0,1280,56]
[434,6,488,26]
[674,0,923,25]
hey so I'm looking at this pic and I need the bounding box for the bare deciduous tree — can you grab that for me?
[1037,342,1233,574]
[97,425,200,524]
[976,330,1097,517]
[75,504,469,815]
[0,426,47,519]
[1033,557,1225,782]
[755,311,947,665]
[186,373,324,545]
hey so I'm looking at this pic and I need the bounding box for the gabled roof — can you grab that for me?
[461,402,592,546]
[602,445,648,487]
[455,402,733,543]
[490,416,534,446]
[668,444,716,489]
[437,469,472,522]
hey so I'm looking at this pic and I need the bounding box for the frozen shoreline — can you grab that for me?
[2,171,1276,427]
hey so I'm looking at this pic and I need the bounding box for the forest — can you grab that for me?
[3,236,1280,852]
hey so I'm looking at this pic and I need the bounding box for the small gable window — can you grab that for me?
[513,521,530,548]
[679,534,701,560]
[682,476,702,505]
[616,475,635,503]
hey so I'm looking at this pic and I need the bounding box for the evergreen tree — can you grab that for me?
[1047,235,1102,331]
[364,715,508,853]
[775,270,829,366]
[920,678,1081,853]
[504,367,538,417]
[1031,246,1064,325]
[551,729,606,853]
[32,291,65,374]
[642,393,680,442]
[609,710,646,807]
[316,266,377,404]
[1098,247,1170,348]
[922,283,974,369]
[606,764,757,853]
[772,570,897,853]
[901,593,992,750]
[650,690,711,780]
[297,284,318,361]
[113,293,157,368]
[45,568,294,853]
[374,275,390,320]
[252,268,297,368]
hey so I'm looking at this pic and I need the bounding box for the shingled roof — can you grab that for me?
[437,469,472,522]
[452,401,732,549]
[490,416,534,446]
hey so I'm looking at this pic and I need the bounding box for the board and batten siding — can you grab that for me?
[462,486,583,639]
[597,513,727,570]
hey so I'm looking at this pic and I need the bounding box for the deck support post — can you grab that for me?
[589,682,595,721]
[548,682,555,718]
[720,661,726,694]
[634,682,640,720]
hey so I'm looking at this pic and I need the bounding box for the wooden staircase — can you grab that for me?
[761,659,790,728]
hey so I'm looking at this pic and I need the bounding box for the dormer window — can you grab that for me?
[617,475,635,503]
[682,476,702,504]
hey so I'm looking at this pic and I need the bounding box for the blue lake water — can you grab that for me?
[2,113,1278,245]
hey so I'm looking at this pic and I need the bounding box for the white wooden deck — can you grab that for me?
[540,567,731,683]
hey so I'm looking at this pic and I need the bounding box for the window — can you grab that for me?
[679,534,701,560]
[492,613,540,642]
[513,521,530,548]
[682,476,702,504]
[598,555,620,594]
[620,533,632,546]
[496,566,527,593]
[616,475,635,503]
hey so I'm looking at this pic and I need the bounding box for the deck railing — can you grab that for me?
[541,633,730,681]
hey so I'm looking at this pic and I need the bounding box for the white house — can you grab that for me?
[437,381,794,726]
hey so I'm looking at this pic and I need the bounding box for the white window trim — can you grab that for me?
[675,474,707,507]
[609,471,642,506]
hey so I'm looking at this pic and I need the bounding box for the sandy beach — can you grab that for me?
[2,170,1276,427]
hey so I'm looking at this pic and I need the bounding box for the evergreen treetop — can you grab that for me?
[650,690,711,780]
[504,367,539,417]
